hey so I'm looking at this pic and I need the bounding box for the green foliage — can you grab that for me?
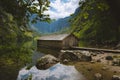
[26,0,51,23]
[71,0,120,47]
[0,10,32,80]
[0,0,50,24]
[0,0,50,80]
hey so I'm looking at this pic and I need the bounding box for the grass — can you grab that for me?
[67,61,118,80]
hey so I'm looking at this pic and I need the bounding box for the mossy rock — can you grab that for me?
[35,54,59,70]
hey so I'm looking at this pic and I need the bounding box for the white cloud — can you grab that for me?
[44,0,79,20]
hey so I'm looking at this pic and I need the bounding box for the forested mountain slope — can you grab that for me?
[30,7,80,34]
[71,0,120,47]
[31,16,70,34]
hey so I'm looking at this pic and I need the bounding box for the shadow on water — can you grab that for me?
[37,47,61,57]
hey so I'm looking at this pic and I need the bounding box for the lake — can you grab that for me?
[17,48,86,80]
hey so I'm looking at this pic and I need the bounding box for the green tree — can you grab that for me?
[71,0,120,47]
[0,0,50,80]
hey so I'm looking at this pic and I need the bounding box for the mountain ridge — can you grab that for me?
[30,7,80,34]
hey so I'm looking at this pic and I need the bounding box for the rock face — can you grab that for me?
[36,54,59,70]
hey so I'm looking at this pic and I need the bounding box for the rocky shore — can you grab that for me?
[18,50,120,80]
[17,54,86,80]
[59,50,120,80]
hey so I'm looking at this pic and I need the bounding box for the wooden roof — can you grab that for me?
[39,34,71,41]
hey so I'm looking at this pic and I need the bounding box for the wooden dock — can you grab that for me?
[67,47,120,53]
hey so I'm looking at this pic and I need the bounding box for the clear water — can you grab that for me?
[17,63,85,80]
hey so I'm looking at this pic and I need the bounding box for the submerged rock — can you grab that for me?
[36,54,59,70]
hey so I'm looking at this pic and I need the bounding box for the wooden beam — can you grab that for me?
[68,47,120,53]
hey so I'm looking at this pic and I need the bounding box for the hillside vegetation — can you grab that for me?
[71,0,120,48]
[0,0,50,80]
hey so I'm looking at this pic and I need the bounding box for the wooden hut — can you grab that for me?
[37,34,78,49]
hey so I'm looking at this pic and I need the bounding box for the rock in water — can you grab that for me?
[36,54,59,70]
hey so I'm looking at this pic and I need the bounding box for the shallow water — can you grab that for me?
[17,63,85,80]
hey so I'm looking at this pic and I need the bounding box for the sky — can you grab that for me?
[44,0,80,20]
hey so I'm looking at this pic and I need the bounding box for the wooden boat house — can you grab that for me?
[37,34,78,49]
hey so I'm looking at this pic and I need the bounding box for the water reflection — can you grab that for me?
[18,48,86,80]
[32,51,45,64]
[37,47,61,57]
[17,63,85,80]
[32,47,61,64]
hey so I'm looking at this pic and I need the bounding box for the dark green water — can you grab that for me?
[0,41,33,80]
[0,39,61,80]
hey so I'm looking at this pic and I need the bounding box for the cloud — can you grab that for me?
[44,0,79,20]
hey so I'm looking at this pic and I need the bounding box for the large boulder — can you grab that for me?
[59,52,80,62]
[35,54,59,70]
